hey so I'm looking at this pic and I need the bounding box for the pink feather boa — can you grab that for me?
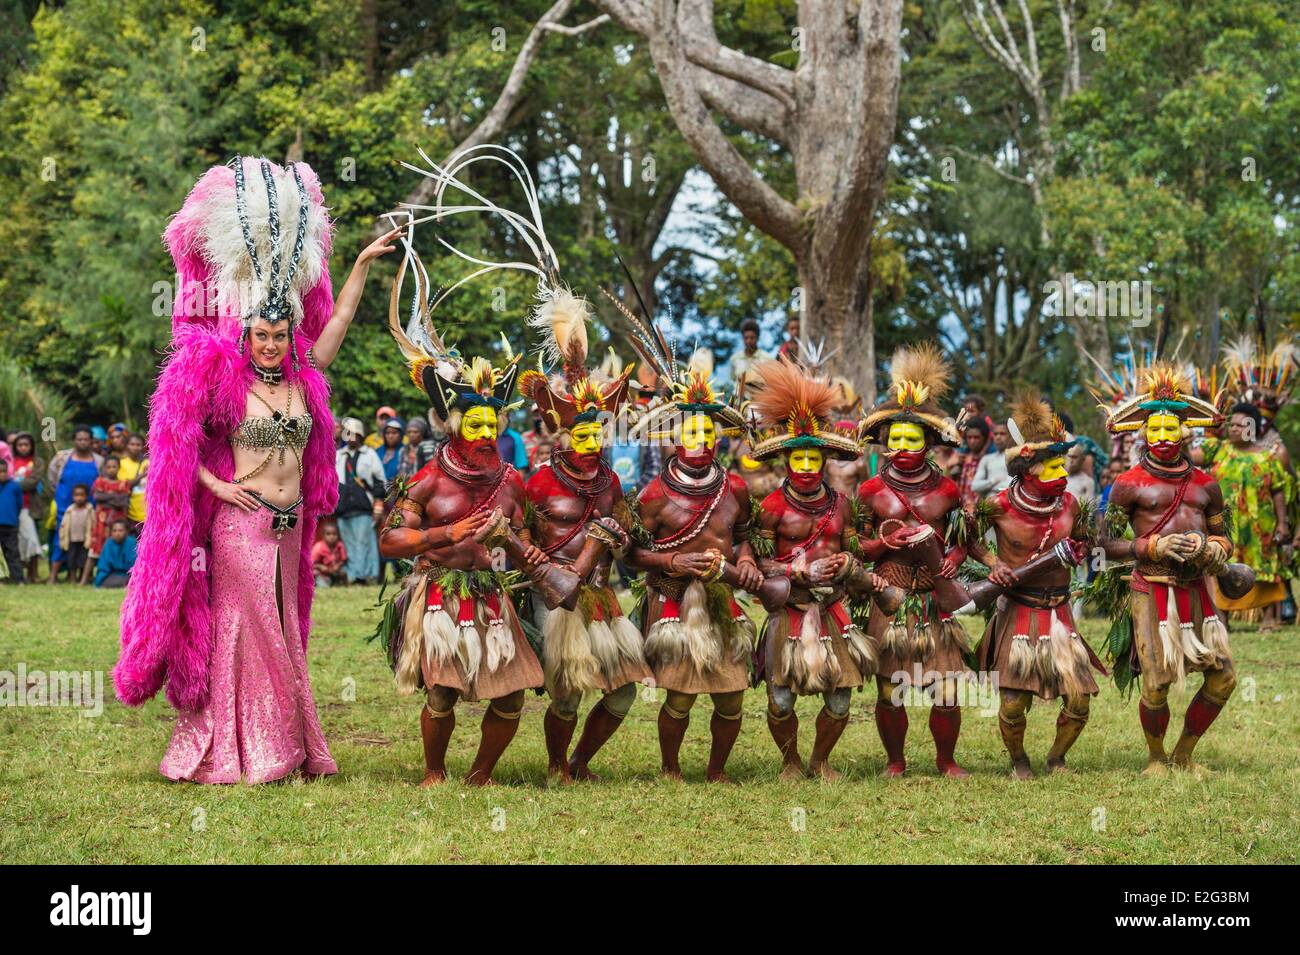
[115,158,338,712]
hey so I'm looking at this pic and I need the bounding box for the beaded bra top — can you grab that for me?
[231,379,312,484]
[233,410,313,452]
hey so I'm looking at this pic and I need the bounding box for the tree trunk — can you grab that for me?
[799,244,877,403]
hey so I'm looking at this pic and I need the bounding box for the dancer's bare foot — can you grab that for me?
[463,771,497,787]
[419,770,448,787]
[660,766,684,781]
[808,761,841,781]
[1044,757,1072,775]
[1141,758,1169,777]
[1170,756,1215,779]
[706,771,737,784]
[938,761,970,779]
[1010,758,1034,780]
[882,761,907,778]
[779,761,807,782]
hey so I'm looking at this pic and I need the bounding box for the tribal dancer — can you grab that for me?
[968,392,1104,778]
[824,376,870,496]
[1097,365,1235,775]
[378,330,539,786]
[856,345,973,778]
[748,357,887,779]
[516,290,651,782]
[117,157,399,783]
[376,145,558,786]
[614,293,762,782]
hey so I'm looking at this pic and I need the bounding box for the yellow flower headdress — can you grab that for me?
[859,343,962,446]
[747,356,862,461]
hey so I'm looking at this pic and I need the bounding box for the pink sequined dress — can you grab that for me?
[160,502,337,784]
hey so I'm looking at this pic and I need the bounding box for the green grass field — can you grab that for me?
[1,582,1297,864]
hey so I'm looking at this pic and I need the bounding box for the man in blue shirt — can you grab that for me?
[94,518,137,588]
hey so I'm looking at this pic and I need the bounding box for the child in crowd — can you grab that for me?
[311,519,348,588]
[0,458,24,583]
[86,455,132,584]
[94,518,137,588]
[57,483,94,584]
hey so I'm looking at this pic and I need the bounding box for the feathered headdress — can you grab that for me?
[384,145,582,426]
[164,156,332,369]
[859,343,962,446]
[1104,362,1222,434]
[516,286,634,433]
[1222,335,1299,412]
[748,357,862,461]
[601,257,746,440]
[1004,389,1076,476]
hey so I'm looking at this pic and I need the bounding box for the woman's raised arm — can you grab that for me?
[311,227,403,370]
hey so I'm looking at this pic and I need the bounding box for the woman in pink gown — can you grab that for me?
[115,155,399,784]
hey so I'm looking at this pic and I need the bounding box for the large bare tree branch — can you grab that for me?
[628,0,804,249]
[695,67,793,146]
[373,0,604,237]
[541,13,611,35]
[596,0,654,34]
[1056,0,1081,99]
[677,0,796,110]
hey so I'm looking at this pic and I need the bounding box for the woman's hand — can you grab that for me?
[209,480,260,513]
[312,227,405,370]
[357,227,403,267]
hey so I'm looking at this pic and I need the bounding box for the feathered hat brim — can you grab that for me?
[629,399,747,441]
[750,430,861,462]
[1106,392,1222,433]
[860,406,961,446]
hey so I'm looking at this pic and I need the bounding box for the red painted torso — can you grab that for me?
[857,467,961,568]
[988,489,1080,586]
[1110,462,1219,538]
[525,462,624,564]
[761,486,849,564]
[638,469,750,555]
[401,456,526,570]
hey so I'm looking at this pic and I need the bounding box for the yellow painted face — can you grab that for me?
[570,420,603,455]
[1037,455,1067,482]
[460,405,499,442]
[788,448,824,474]
[679,413,717,452]
[1145,412,1182,447]
[887,421,926,452]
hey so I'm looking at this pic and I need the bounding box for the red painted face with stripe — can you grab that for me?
[1023,454,1067,497]
[786,448,825,494]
